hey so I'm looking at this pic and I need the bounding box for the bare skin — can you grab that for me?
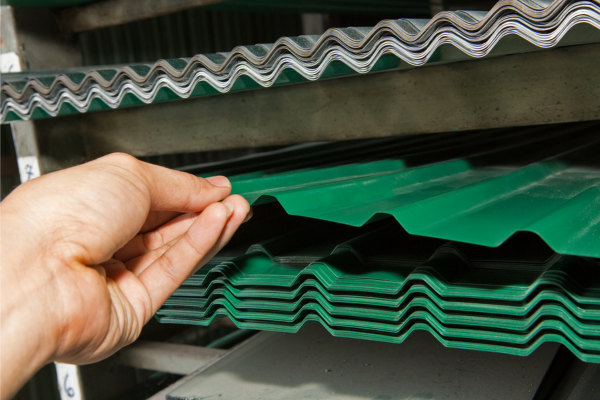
[0,153,250,399]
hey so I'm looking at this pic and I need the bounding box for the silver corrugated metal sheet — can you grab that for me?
[2,0,599,121]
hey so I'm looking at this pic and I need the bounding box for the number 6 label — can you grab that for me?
[55,363,84,400]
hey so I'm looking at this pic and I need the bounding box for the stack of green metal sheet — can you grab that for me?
[157,213,600,362]
[158,122,600,361]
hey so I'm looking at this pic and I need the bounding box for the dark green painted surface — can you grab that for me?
[234,160,600,257]
[207,122,600,258]
[158,121,600,360]
[157,209,600,362]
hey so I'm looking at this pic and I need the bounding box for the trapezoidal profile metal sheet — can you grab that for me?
[187,121,600,258]
[156,210,600,362]
[2,0,600,121]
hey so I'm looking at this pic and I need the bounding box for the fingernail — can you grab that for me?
[243,207,253,223]
[206,176,231,188]
[223,202,234,218]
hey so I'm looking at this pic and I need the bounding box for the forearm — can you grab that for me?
[1,295,56,399]
[1,208,58,400]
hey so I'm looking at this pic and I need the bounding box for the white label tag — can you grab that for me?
[0,52,22,73]
[17,155,41,183]
[55,363,84,400]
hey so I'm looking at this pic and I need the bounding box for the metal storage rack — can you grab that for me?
[2,1,599,399]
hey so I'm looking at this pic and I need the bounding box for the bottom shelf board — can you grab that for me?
[166,323,559,400]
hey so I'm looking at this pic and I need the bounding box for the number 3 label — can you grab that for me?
[55,363,83,400]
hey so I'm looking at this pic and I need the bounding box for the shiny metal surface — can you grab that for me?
[26,43,600,157]
[156,211,600,361]
[2,0,599,121]
[209,122,600,258]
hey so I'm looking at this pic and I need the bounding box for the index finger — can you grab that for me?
[100,153,233,213]
[140,163,233,212]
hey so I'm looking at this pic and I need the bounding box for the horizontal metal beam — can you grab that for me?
[115,341,226,375]
[58,0,227,33]
[34,43,600,159]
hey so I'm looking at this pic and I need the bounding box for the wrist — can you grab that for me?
[1,207,60,399]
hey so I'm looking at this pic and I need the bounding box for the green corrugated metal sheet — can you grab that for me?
[157,208,600,362]
[215,122,600,258]
[158,122,600,361]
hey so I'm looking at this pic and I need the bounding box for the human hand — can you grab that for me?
[0,153,250,399]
